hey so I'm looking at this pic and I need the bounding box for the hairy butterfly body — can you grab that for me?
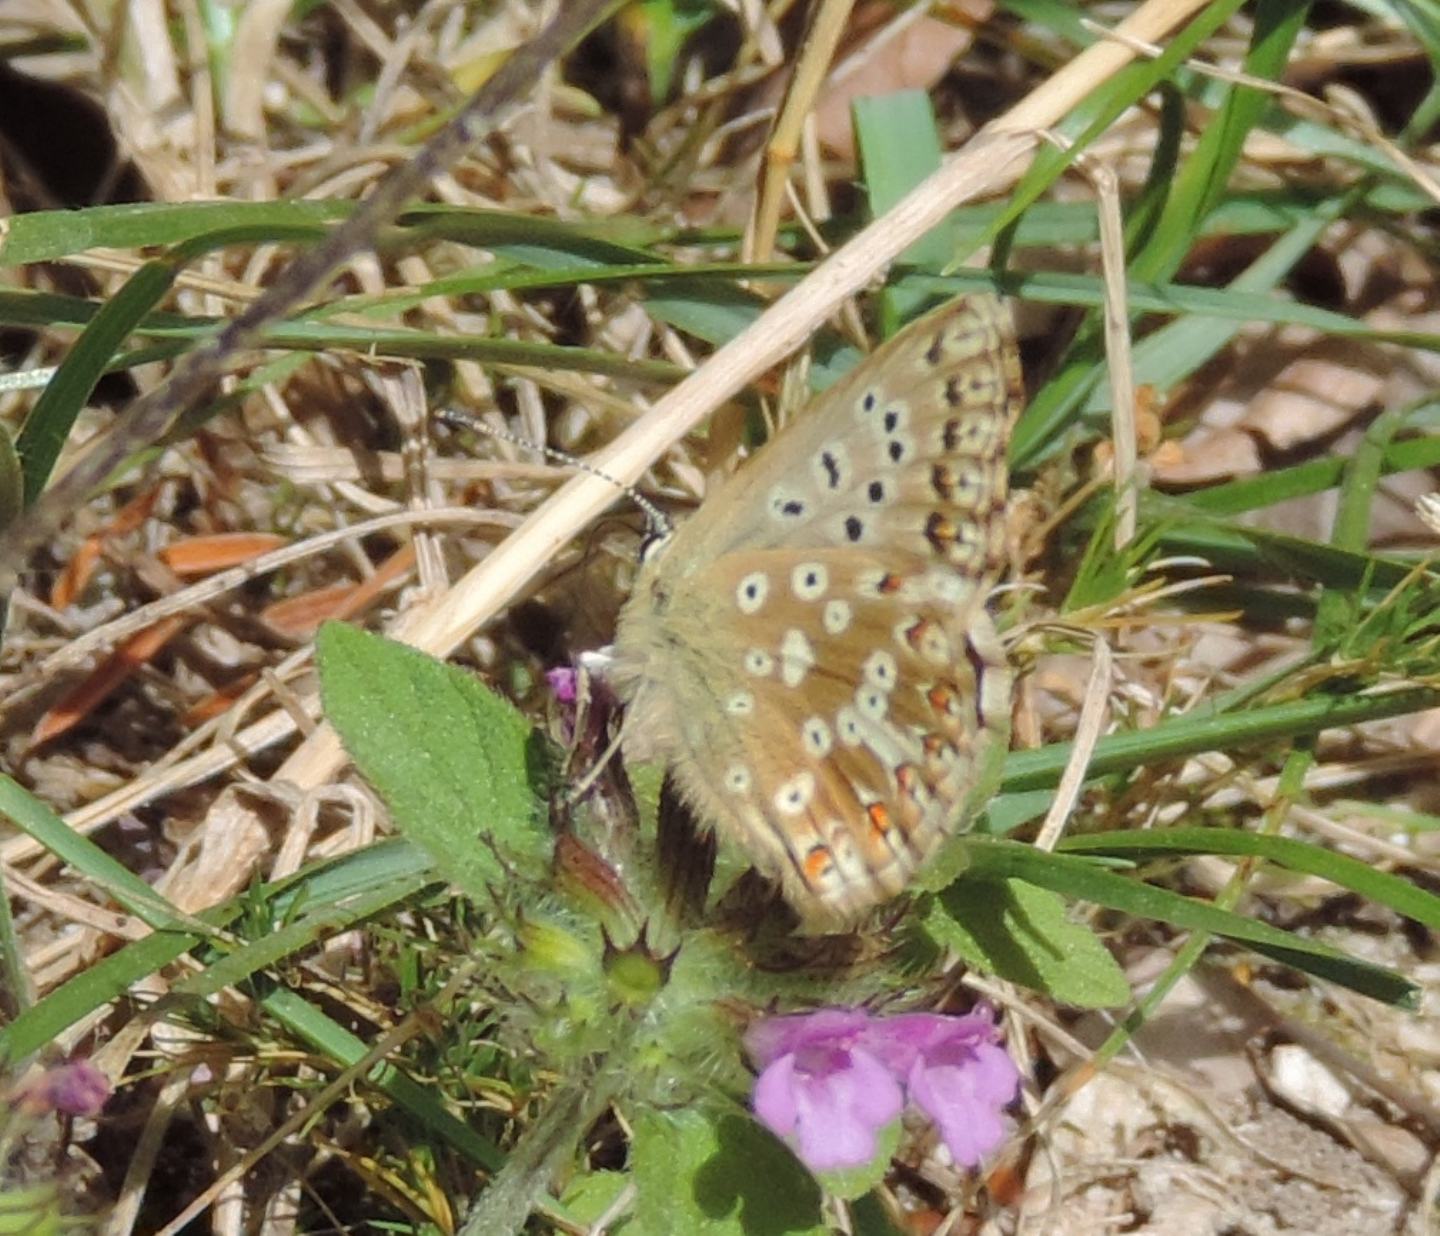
[610,295,1022,921]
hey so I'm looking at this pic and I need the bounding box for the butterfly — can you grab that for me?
[608,295,1022,921]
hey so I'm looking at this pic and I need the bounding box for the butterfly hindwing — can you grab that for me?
[639,548,1008,916]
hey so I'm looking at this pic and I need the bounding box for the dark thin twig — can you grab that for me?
[0,0,627,593]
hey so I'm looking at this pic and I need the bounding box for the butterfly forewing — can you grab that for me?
[657,294,1020,574]
[611,295,1021,920]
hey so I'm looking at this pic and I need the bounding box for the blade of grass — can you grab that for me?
[0,862,28,1021]
[0,835,500,1165]
[985,0,1249,257]
[1135,0,1313,283]
[1059,829,1440,930]
[1314,400,1415,645]
[0,928,207,1064]
[996,685,1440,796]
[262,986,505,1171]
[0,775,215,935]
[1149,517,1426,592]
[1179,411,1440,515]
[963,838,1418,1007]
[853,90,952,331]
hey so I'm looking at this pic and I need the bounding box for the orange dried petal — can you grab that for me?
[32,615,189,746]
[159,532,289,576]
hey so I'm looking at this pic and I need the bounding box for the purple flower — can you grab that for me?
[745,1010,903,1173]
[863,1011,1021,1168]
[746,1007,1020,1174]
[545,667,579,706]
[13,1059,111,1117]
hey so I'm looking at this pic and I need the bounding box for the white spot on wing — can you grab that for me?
[725,691,755,716]
[856,685,888,720]
[823,599,852,634]
[780,629,815,687]
[744,648,775,677]
[802,716,834,757]
[864,650,898,691]
[774,771,815,815]
[791,562,828,601]
[922,627,952,663]
[736,571,769,614]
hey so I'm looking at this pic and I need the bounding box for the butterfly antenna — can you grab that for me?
[435,406,672,541]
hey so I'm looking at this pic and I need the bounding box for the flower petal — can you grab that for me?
[790,1048,902,1171]
[744,1008,871,1068]
[752,1053,800,1137]
[907,1045,1020,1167]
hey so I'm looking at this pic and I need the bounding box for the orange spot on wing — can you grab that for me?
[866,802,892,834]
[925,512,958,552]
[803,846,833,883]
[895,764,918,796]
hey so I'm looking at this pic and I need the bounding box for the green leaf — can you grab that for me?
[559,1170,632,1226]
[638,0,716,103]
[927,878,1131,1008]
[629,1107,825,1235]
[315,623,549,905]
[853,90,951,331]
[850,1192,907,1236]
